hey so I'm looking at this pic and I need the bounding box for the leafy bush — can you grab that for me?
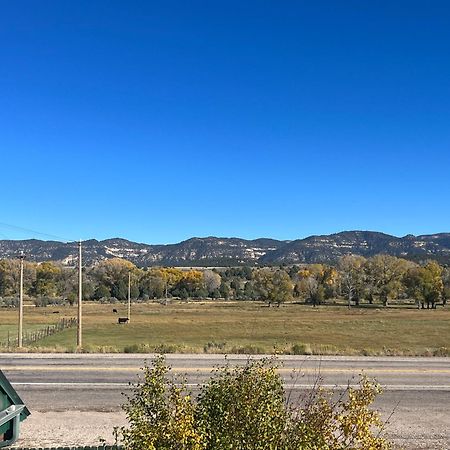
[230,344,265,354]
[0,297,18,307]
[123,343,190,354]
[291,343,313,355]
[196,359,287,449]
[116,357,392,450]
[118,356,203,450]
[203,341,226,353]
[285,377,391,449]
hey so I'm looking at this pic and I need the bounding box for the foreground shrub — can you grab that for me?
[116,357,392,450]
[118,356,204,450]
[286,377,391,449]
[196,359,287,449]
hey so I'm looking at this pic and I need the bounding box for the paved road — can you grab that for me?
[2,354,450,448]
[1,353,450,412]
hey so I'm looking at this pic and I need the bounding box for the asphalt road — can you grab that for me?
[1,353,450,412]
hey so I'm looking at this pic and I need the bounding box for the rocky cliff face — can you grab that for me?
[0,236,284,266]
[1,231,449,266]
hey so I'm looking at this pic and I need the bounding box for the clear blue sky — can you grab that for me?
[1,1,449,243]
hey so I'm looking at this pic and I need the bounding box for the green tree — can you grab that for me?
[57,267,77,301]
[140,270,166,299]
[93,284,111,300]
[243,281,256,300]
[229,278,242,299]
[219,281,230,299]
[112,279,128,300]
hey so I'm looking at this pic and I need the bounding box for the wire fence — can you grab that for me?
[1,317,77,348]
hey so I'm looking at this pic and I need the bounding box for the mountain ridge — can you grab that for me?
[0,231,449,266]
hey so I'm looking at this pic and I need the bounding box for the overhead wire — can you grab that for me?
[0,222,77,243]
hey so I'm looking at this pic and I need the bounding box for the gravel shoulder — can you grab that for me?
[12,409,450,449]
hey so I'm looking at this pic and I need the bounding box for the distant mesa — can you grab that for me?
[0,231,449,266]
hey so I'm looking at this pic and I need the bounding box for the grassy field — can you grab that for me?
[0,301,449,355]
[0,306,57,345]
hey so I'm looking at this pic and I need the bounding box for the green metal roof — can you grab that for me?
[0,369,30,420]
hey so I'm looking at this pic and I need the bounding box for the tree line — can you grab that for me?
[0,255,449,308]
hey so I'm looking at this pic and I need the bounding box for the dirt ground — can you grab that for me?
[12,410,450,449]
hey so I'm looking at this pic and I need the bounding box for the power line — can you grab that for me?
[0,222,76,242]
[0,230,10,240]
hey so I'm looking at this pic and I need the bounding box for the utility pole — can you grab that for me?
[127,271,131,323]
[77,241,83,349]
[18,251,25,348]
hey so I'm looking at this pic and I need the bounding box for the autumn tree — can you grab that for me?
[338,255,366,308]
[33,262,62,298]
[139,269,166,299]
[404,261,444,309]
[203,270,222,297]
[253,268,293,306]
[364,255,412,306]
[0,259,17,297]
[57,266,78,304]
[117,357,392,450]
[0,259,36,297]
[155,267,184,299]
[92,258,138,300]
[296,264,337,306]
[173,270,205,299]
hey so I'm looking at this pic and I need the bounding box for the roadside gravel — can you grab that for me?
[12,410,450,449]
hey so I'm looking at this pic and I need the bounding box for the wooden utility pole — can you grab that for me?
[18,251,25,348]
[77,241,83,349]
[127,271,131,322]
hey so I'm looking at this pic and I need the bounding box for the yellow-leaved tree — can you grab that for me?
[116,357,392,450]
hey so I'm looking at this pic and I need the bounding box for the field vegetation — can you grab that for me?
[1,254,450,354]
[1,301,449,355]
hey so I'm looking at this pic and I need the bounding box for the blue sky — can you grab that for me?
[1,1,449,243]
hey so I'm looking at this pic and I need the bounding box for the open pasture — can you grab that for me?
[0,301,449,355]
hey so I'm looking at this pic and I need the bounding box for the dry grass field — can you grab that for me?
[1,301,449,355]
